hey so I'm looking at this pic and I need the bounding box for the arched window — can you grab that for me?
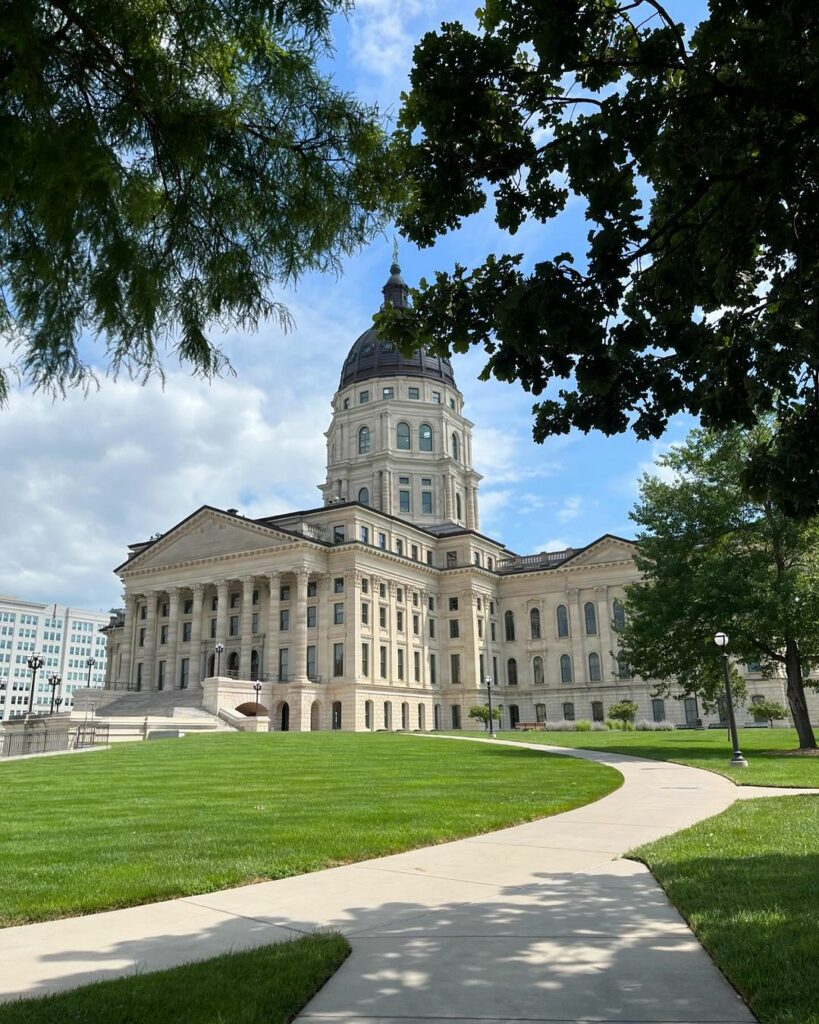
[588,652,601,681]
[419,423,433,451]
[617,654,631,679]
[613,599,626,631]
[507,658,518,685]
[530,608,541,639]
[556,604,569,637]
[533,656,544,685]
[562,701,575,721]
[456,493,462,520]
[584,601,597,635]
[451,432,459,460]
[651,698,665,722]
[358,425,370,454]
[358,487,370,506]
[396,421,411,450]
[535,703,546,723]
[365,699,374,730]
[504,610,515,642]
[560,654,573,683]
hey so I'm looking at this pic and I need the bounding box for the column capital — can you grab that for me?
[166,585,180,599]
[567,587,579,600]
[595,585,608,597]
[192,582,205,596]
[242,574,255,589]
[296,565,311,581]
[267,569,281,582]
[215,578,229,591]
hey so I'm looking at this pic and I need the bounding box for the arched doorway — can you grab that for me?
[250,649,260,680]
[433,704,440,730]
[509,704,520,729]
[227,651,239,678]
[310,701,321,731]
[383,701,392,730]
[332,701,342,730]
[365,699,374,730]
[279,702,290,732]
[206,653,215,678]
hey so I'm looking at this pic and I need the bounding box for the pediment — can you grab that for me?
[564,535,636,568]
[120,508,294,572]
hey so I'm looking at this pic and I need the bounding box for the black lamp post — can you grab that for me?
[47,672,62,714]
[252,681,262,717]
[26,653,45,715]
[54,696,63,713]
[484,674,496,738]
[215,642,225,676]
[713,632,748,768]
[85,656,96,687]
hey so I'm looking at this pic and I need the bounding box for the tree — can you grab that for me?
[468,704,501,730]
[382,1,819,517]
[608,701,638,729]
[618,420,819,749]
[0,1,393,403]
[749,699,789,728]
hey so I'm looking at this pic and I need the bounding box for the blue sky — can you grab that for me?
[0,0,707,611]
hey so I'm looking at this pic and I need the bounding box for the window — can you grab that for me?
[210,618,217,639]
[535,703,546,723]
[451,433,459,460]
[399,490,410,513]
[362,642,370,676]
[456,493,462,520]
[307,606,317,628]
[432,390,441,403]
[402,702,409,729]
[533,656,544,685]
[556,604,569,637]
[379,606,387,628]
[343,397,350,409]
[426,550,434,565]
[491,621,496,642]
[160,625,168,645]
[334,577,344,593]
[477,618,483,638]
[333,643,344,677]
[613,599,626,631]
[449,619,460,639]
[361,526,370,543]
[230,592,240,609]
[397,586,404,602]
[229,615,239,637]
[474,551,481,566]
[280,585,290,601]
[358,487,370,505]
[684,696,699,724]
[383,386,394,399]
[396,422,411,450]
[182,621,192,642]
[183,599,193,615]
[361,603,369,626]
[652,698,666,722]
[157,661,166,690]
[504,610,515,642]
[560,654,573,683]
[446,551,457,567]
[179,658,190,690]
[252,589,259,605]
[411,544,419,560]
[397,648,404,680]
[384,701,392,728]
[414,650,421,681]
[448,597,459,611]
[451,705,461,729]
[365,699,373,729]
[279,648,289,681]
[396,539,404,556]
[360,389,369,404]
[428,596,435,611]
[358,426,370,454]
[140,606,147,620]
[306,645,317,679]
[333,525,345,543]
[591,701,604,722]
[399,476,409,485]
[563,702,575,721]
[530,608,541,639]
[617,654,631,679]
[280,610,290,631]
[377,531,386,548]
[419,423,433,451]
[450,653,461,685]
[362,577,369,594]
[584,602,598,635]
[332,701,342,730]
[408,386,420,400]
[333,602,344,625]
[397,610,404,631]
[380,646,387,678]
[307,580,317,597]
[429,618,436,639]
[429,653,437,685]
[380,583,387,598]
[507,658,518,685]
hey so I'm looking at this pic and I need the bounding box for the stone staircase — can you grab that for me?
[96,688,206,718]
[72,687,238,742]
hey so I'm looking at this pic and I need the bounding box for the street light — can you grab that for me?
[47,672,62,714]
[252,680,263,717]
[85,656,96,688]
[714,632,748,768]
[215,642,225,676]
[26,653,44,715]
[484,674,496,738]
[54,696,63,713]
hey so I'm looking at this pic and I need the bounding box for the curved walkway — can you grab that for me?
[0,736,759,1022]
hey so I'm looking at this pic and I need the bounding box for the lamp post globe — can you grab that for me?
[484,674,496,738]
[85,656,96,688]
[214,642,225,677]
[713,631,748,768]
[252,680,263,718]
[26,652,45,715]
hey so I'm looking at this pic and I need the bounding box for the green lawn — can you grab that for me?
[487,727,819,786]
[0,934,349,1024]
[632,796,819,1024]
[0,732,619,926]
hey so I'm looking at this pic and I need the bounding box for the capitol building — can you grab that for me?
[91,262,792,733]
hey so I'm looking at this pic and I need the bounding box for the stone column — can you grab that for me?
[215,579,228,650]
[389,581,399,686]
[293,567,309,684]
[119,593,136,687]
[190,584,205,686]
[266,571,281,681]
[443,473,451,519]
[418,587,428,687]
[567,588,584,685]
[166,586,180,689]
[596,585,614,682]
[348,573,363,682]
[142,591,158,691]
[240,575,255,678]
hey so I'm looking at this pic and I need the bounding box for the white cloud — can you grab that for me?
[533,538,571,553]
[557,494,582,522]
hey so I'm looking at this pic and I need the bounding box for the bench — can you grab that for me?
[514,722,546,731]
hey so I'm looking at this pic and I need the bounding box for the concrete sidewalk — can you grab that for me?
[0,737,773,1022]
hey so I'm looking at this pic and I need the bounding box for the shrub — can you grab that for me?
[590,721,608,731]
[608,700,639,728]
[748,700,789,727]
[635,720,676,731]
[574,719,592,731]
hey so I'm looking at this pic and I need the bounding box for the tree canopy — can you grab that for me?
[618,420,819,749]
[383,0,819,516]
[0,0,393,402]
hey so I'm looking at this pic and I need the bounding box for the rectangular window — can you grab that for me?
[474,552,481,566]
[306,645,317,679]
[140,606,147,620]
[408,386,420,399]
[411,544,419,560]
[211,596,218,611]
[251,612,259,634]
[426,550,433,565]
[449,619,460,639]
[432,390,441,403]
[160,625,168,645]
[360,390,369,404]
[361,577,369,594]
[380,645,388,678]
[183,599,193,615]
[429,653,437,685]
[210,618,217,639]
[333,525,345,543]
[138,628,145,647]
[421,492,433,514]
[361,602,369,626]
[334,577,344,594]
[446,551,457,567]
[399,475,410,485]
[397,610,404,632]
[413,614,419,635]
[421,477,432,486]
[280,585,290,601]
[307,606,317,628]
[252,589,259,605]
[361,526,370,544]
[450,653,461,685]
[280,609,290,631]
[397,648,405,680]
[479,654,485,680]
[380,583,387,598]
[229,615,239,637]
[279,648,289,681]
[230,593,240,609]
[362,642,370,676]
[399,490,410,514]
[333,602,345,625]
[429,619,436,639]
[477,619,483,638]
[377,531,386,549]
[396,587,404,602]
[182,621,192,642]
[491,622,496,642]
[179,658,189,689]
[307,580,317,597]
[652,698,666,722]
[413,649,421,681]
[157,661,166,690]
[379,606,387,628]
[428,596,435,611]
[448,597,459,611]
[383,386,394,399]
[493,656,498,683]
[395,539,404,556]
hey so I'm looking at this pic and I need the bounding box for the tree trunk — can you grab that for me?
[784,639,817,749]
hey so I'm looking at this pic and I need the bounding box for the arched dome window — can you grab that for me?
[360,341,375,356]
[556,604,569,637]
[560,654,573,683]
[505,610,515,642]
[396,422,411,450]
[507,658,518,685]
[358,487,370,506]
[588,652,601,681]
[451,432,460,461]
[358,426,370,454]
[419,423,433,451]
